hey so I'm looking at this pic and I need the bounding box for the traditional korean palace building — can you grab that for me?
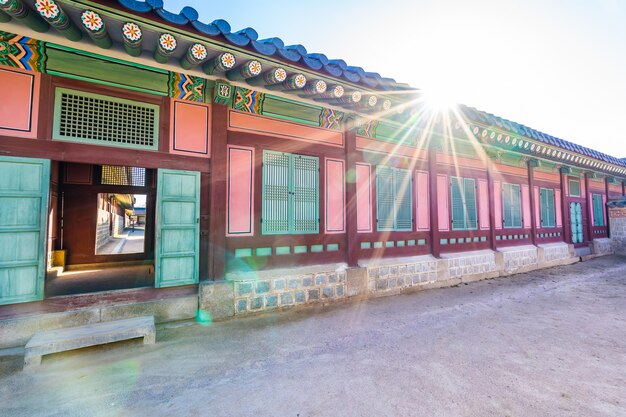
[0,0,625,340]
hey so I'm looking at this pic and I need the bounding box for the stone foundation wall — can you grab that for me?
[443,251,497,279]
[591,238,613,256]
[500,246,538,273]
[609,208,626,255]
[366,258,437,293]
[540,243,572,263]
[231,268,347,315]
[95,209,111,251]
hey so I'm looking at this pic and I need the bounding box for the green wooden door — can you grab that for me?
[0,156,50,305]
[155,169,200,288]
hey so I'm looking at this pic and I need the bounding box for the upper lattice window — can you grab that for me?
[53,88,159,150]
[101,165,146,187]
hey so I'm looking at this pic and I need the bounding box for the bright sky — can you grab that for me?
[167,0,626,159]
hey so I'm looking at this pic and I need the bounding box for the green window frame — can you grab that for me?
[261,150,319,235]
[592,193,605,226]
[450,177,478,230]
[568,178,581,197]
[539,187,556,228]
[502,183,522,229]
[376,166,413,232]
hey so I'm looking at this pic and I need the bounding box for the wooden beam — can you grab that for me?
[344,129,359,267]
[428,143,440,257]
[527,159,538,246]
[487,161,497,251]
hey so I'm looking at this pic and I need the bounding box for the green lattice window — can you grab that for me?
[568,178,581,197]
[450,177,477,230]
[502,183,522,229]
[592,193,605,226]
[53,88,160,150]
[261,151,319,235]
[376,166,413,232]
[540,188,556,228]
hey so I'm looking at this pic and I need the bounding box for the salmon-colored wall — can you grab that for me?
[437,153,485,169]
[478,179,490,229]
[0,67,40,138]
[493,180,502,229]
[170,99,211,157]
[555,190,563,227]
[415,171,430,231]
[356,163,372,233]
[534,170,560,183]
[534,186,541,226]
[522,184,531,229]
[493,163,527,178]
[325,158,345,234]
[226,145,255,236]
[437,174,449,231]
[229,110,344,147]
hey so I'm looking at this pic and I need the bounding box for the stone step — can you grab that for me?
[23,316,155,370]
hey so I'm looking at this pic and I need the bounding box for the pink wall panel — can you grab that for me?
[226,145,255,236]
[325,158,346,234]
[356,163,372,233]
[0,67,40,138]
[437,174,449,231]
[555,190,563,227]
[415,171,430,231]
[494,180,502,229]
[478,179,490,230]
[563,174,569,197]
[521,184,532,229]
[580,176,586,195]
[534,186,541,226]
[170,99,211,157]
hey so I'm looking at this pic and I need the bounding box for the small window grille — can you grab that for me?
[101,165,146,186]
[53,88,159,150]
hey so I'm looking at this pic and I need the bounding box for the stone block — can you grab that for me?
[237,282,253,296]
[236,298,248,313]
[322,287,334,298]
[376,279,389,291]
[346,267,368,297]
[280,293,294,306]
[315,274,327,286]
[265,295,278,308]
[302,276,313,287]
[288,278,301,289]
[250,297,263,310]
[295,291,306,303]
[336,285,345,297]
[200,281,235,321]
[328,273,337,283]
[255,281,271,294]
[308,289,320,300]
[274,279,286,291]
[101,296,197,323]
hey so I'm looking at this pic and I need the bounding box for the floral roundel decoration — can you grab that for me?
[294,74,307,88]
[81,10,103,32]
[274,68,287,82]
[35,0,59,19]
[159,33,177,51]
[248,60,262,76]
[123,22,142,42]
[190,43,207,61]
[367,95,378,107]
[220,53,236,69]
[314,80,327,94]
[333,85,344,98]
[351,91,362,103]
[382,99,392,110]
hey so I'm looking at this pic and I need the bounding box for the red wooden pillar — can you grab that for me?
[584,172,592,243]
[605,176,611,238]
[559,167,570,243]
[622,180,626,196]
[428,144,440,257]
[344,128,359,267]
[527,159,538,246]
[207,103,229,280]
[486,160,497,251]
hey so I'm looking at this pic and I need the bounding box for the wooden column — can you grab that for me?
[428,144,440,257]
[560,167,571,243]
[605,177,611,238]
[208,103,229,280]
[584,172,592,243]
[527,159,538,246]
[344,129,359,267]
[622,180,626,196]
[486,160,497,251]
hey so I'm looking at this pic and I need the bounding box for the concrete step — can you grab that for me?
[0,287,197,349]
[24,316,155,369]
[574,246,592,257]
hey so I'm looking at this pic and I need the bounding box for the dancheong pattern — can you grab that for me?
[0,31,46,72]
[169,72,206,102]
[320,108,344,130]
[234,87,265,114]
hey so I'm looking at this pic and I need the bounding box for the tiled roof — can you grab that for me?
[459,104,626,168]
[118,0,409,91]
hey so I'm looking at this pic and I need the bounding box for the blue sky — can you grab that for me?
[166,0,626,158]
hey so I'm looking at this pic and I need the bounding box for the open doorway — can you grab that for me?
[46,163,156,297]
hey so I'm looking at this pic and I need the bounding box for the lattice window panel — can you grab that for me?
[53,88,159,150]
[101,165,146,187]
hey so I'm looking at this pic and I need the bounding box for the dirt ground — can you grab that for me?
[1,256,625,417]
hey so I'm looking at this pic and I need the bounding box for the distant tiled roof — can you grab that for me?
[118,0,408,91]
[459,104,626,168]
